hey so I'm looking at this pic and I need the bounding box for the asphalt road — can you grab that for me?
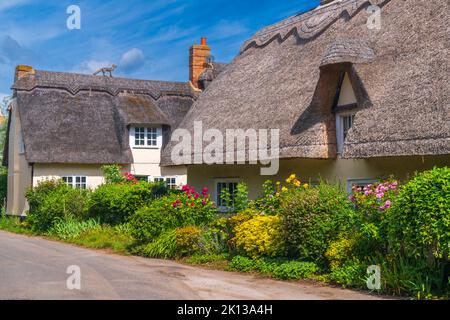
[0,231,383,300]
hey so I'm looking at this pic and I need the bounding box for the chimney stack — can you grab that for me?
[14,65,35,82]
[189,37,211,90]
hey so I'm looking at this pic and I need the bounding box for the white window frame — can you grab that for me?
[336,111,356,154]
[130,126,162,149]
[62,176,87,189]
[346,178,379,194]
[214,178,239,211]
[151,176,179,190]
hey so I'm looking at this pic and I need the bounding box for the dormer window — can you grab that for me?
[336,112,356,154]
[334,72,358,154]
[130,126,162,148]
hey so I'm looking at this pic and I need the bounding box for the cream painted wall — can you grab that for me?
[6,99,32,216]
[187,155,450,202]
[33,164,105,189]
[337,73,357,106]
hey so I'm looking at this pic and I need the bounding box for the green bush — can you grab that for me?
[388,167,450,261]
[87,181,166,225]
[280,182,353,265]
[101,165,126,184]
[328,260,366,288]
[129,185,216,243]
[26,180,91,232]
[233,215,285,259]
[272,261,318,280]
[228,256,257,273]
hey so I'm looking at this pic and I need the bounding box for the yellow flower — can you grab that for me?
[293,180,301,187]
[303,183,309,189]
[275,192,280,197]
[276,181,281,186]
[289,174,296,180]
[281,187,288,193]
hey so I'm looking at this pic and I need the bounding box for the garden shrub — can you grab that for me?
[233,215,285,259]
[272,261,319,280]
[325,232,358,270]
[328,260,366,288]
[388,167,450,262]
[280,182,353,265]
[228,256,257,273]
[26,180,91,232]
[87,181,165,225]
[129,185,216,243]
[101,164,126,184]
[251,180,281,215]
[175,226,202,256]
[349,179,400,256]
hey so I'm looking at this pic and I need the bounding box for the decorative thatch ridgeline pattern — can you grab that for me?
[161,0,450,165]
[241,0,386,52]
[11,70,198,164]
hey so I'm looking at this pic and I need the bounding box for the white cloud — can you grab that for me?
[0,0,30,12]
[119,48,145,73]
[73,59,114,74]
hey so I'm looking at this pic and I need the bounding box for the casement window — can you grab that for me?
[131,126,161,148]
[347,178,379,194]
[336,112,356,154]
[152,176,179,190]
[62,176,87,189]
[215,179,239,208]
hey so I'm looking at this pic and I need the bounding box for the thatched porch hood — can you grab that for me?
[5,71,198,165]
[161,0,450,165]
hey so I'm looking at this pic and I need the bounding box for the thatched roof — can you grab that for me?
[7,70,198,165]
[161,0,450,165]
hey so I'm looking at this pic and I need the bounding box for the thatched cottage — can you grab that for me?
[161,0,450,204]
[3,0,450,215]
[2,37,227,215]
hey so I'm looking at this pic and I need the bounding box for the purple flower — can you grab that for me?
[348,195,356,203]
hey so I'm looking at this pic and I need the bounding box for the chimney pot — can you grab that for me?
[15,65,35,81]
[189,38,211,90]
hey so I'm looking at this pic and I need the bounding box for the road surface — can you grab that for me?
[0,231,383,300]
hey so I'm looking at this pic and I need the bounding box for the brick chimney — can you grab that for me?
[14,65,35,82]
[189,37,211,90]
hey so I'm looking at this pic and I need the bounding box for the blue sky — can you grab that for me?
[0,0,319,99]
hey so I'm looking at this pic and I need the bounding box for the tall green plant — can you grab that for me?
[101,165,126,184]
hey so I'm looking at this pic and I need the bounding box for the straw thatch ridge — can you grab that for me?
[161,0,450,165]
[8,70,198,165]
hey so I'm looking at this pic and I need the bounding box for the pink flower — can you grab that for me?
[201,201,206,206]
[376,192,384,199]
[194,193,200,199]
[202,188,209,195]
[348,195,356,203]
